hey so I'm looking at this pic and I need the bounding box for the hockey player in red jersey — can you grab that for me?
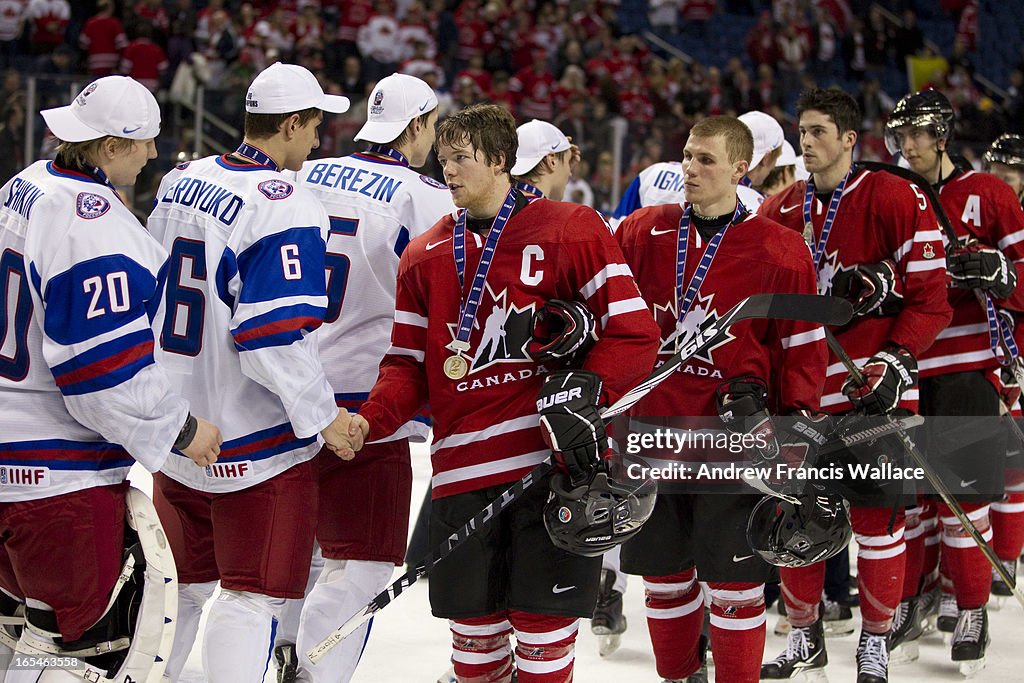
[759,88,952,682]
[615,115,829,683]
[985,134,1024,207]
[358,104,660,683]
[883,89,1024,674]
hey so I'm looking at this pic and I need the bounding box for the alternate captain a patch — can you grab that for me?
[258,179,293,201]
[76,192,110,219]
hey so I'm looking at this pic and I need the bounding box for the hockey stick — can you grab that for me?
[823,328,1024,608]
[306,293,854,663]
[861,161,1024,409]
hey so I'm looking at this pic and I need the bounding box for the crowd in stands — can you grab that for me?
[0,0,1018,215]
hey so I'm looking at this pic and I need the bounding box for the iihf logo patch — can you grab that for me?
[419,174,447,189]
[175,161,191,170]
[76,192,110,219]
[370,89,385,116]
[558,506,572,523]
[76,82,98,107]
[257,179,293,200]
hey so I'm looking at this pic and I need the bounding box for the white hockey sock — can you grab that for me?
[277,545,325,648]
[164,580,217,682]
[202,590,285,683]
[296,559,394,683]
[601,545,628,594]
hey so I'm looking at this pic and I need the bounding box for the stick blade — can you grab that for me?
[765,294,853,327]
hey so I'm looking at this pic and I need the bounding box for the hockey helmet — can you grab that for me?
[544,462,657,557]
[746,490,852,568]
[1,488,178,682]
[984,133,1024,169]
[884,89,955,155]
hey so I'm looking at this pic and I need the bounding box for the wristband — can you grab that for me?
[174,413,198,451]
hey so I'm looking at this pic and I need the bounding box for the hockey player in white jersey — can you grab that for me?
[609,109,784,225]
[146,62,368,682]
[510,119,576,201]
[287,72,454,683]
[0,76,221,681]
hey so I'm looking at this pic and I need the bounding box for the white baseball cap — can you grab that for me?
[510,120,571,177]
[41,76,160,142]
[354,73,438,143]
[777,140,798,166]
[739,110,784,171]
[245,62,350,114]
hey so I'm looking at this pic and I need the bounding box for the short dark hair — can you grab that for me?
[688,115,754,165]
[243,107,321,140]
[57,137,136,168]
[797,87,861,134]
[514,149,571,182]
[435,104,517,173]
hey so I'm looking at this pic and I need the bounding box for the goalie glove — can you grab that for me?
[537,370,607,484]
[528,299,598,364]
[841,346,918,416]
[832,259,904,317]
[947,243,1018,298]
[716,376,779,464]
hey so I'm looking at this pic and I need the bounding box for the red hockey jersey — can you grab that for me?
[617,205,828,419]
[361,198,660,499]
[922,168,1024,378]
[760,166,952,412]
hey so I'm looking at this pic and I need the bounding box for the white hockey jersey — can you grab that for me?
[0,161,188,502]
[148,154,337,492]
[298,150,455,442]
[610,161,765,227]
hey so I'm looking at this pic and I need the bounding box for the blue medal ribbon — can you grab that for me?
[234,142,279,171]
[984,296,1020,366]
[514,180,544,199]
[367,144,410,167]
[804,168,853,293]
[448,185,519,354]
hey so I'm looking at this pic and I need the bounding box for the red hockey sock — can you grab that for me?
[991,490,1024,561]
[708,582,766,683]
[902,505,926,600]
[940,502,993,609]
[509,612,579,683]
[643,569,705,680]
[921,502,940,585]
[780,562,826,627]
[852,506,905,634]
[451,614,513,683]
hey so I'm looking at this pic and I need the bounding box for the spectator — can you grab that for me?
[777,22,811,97]
[26,0,69,56]
[79,0,127,76]
[894,9,925,64]
[338,53,368,98]
[0,101,23,184]
[397,1,435,61]
[682,0,717,39]
[166,0,196,81]
[0,0,25,69]
[454,52,490,100]
[955,0,978,52]
[133,0,169,41]
[811,6,839,82]
[335,0,373,62]
[857,77,894,130]
[357,1,403,82]
[864,4,893,74]
[509,49,556,121]
[649,0,682,35]
[843,15,869,81]
[746,11,777,66]
[120,23,168,93]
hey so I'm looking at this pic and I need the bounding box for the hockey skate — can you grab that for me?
[820,598,854,637]
[937,592,958,642]
[918,586,940,635]
[950,607,989,677]
[274,643,298,683]
[855,631,889,683]
[990,559,1017,609]
[592,569,627,656]
[760,619,829,681]
[888,597,922,664]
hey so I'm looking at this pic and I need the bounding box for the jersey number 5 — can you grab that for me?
[0,249,32,381]
[162,238,207,356]
[325,217,358,323]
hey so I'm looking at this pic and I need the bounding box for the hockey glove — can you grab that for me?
[832,259,904,317]
[746,410,835,500]
[716,376,779,464]
[528,299,598,364]
[1000,365,1022,412]
[841,347,918,416]
[537,370,608,484]
[947,244,1018,298]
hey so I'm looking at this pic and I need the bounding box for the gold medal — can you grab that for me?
[443,354,468,380]
[802,221,814,246]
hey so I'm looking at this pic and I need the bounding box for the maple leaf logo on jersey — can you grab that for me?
[653,292,734,365]
[816,249,853,296]
[448,284,535,375]
[76,192,110,220]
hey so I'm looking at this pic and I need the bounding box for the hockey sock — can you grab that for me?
[780,562,826,628]
[601,545,628,594]
[939,503,993,609]
[708,582,766,682]
[921,502,940,589]
[276,544,323,651]
[202,589,285,683]
[296,558,394,683]
[450,614,513,683]
[902,505,926,600]
[852,506,906,634]
[164,580,217,681]
[991,489,1024,561]
[643,569,705,679]
[510,612,579,683]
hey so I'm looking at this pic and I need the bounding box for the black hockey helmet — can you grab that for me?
[884,89,955,155]
[984,134,1024,169]
[544,462,657,557]
[746,491,852,568]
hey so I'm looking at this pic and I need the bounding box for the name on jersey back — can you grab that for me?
[305,162,403,203]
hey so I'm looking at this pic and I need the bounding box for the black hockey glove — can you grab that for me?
[716,376,779,464]
[947,244,1018,298]
[841,347,918,416]
[1001,365,1022,412]
[832,259,904,317]
[537,370,607,484]
[528,299,598,364]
